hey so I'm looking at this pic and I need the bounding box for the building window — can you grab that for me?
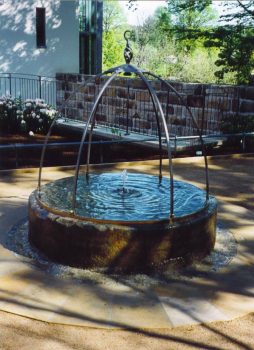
[79,0,102,74]
[36,7,46,48]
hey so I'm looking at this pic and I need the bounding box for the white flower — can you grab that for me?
[40,108,47,114]
[29,131,34,136]
[17,110,22,114]
[48,109,56,117]
[32,112,36,118]
[39,118,43,123]
[25,99,33,103]
[0,102,4,106]
[25,102,32,107]
[35,98,44,104]
[21,120,26,124]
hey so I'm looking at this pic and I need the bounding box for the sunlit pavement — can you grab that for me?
[0,154,253,329]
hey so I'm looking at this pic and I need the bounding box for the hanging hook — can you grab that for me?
[124,30,133,64]
[124,30,132,43]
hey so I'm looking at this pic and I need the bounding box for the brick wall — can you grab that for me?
[56,73,254,136]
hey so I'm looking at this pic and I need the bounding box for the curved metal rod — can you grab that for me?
[124,30,132,42]
[85,75,163,179]
[136,71,174,219]
[145,72,210,201]
[72,71,120,213]
[38,76,100,196]
[38,76,103,197]
[86,117,96,176]
[156,109,163,179]
[37,114,61,196]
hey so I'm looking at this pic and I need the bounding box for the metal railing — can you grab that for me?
[1,72,253,143]
[1,132,253,170]
[0,73,57,106]
[55,75,246,138]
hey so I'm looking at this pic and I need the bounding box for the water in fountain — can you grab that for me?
[38,173,207,222]
[120,169,128,194]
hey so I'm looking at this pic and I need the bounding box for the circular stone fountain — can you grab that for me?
[28,32,217,273]
[29,173,217,273]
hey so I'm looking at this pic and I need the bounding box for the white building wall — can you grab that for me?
[0,0,79,77]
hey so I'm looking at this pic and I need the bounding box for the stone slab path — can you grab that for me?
[0,155,253,330]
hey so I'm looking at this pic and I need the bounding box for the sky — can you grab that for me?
[119,0,226,26]
[119,1,167,25]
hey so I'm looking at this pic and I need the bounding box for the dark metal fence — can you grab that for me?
[0,73,57,106]
[1,72,253,139]
[56,75,244,137]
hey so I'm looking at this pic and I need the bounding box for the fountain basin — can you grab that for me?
[28,173,217,272]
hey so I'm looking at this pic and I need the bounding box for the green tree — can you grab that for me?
[166,0,217,53]
[220,0,254,25]
[103,0,126,33]
[131,4,219,82]
[208,25,254,84]
[165,0,254,84]
[102,1,128,70]
[131,6,174,73]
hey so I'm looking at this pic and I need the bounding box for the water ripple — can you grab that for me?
[40,173,207,221]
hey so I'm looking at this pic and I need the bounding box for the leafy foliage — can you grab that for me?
[126,0,138,11]
[102,0,254,85]
[220,114,254,134]
[204,25,254,84]
[0,96,57,135]
[103,0,127,33]
[164,0,254,84]
[220,0,254,25]
[102,1,128,71]
[0,96,22,133]
[130,3,219,82]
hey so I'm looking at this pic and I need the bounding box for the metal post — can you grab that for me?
[146,71,210,202]
[125,82,130,135]
[201,84,205,135]
[242,133,246,152]
[72,71,120,213]
[9,73,12,96]
[39,75,42,99]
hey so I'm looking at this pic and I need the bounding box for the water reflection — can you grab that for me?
[39,173,207,221]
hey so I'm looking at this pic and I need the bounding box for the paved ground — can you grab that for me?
[0,154,253,349]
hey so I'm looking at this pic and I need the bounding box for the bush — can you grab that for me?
[220,114,254,134]
[0,96,22,133]
[0,96,57,135]
[220,114,254,152]
[23,99,57,134]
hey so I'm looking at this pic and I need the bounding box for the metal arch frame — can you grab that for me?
[135,70,174,219]
[76,64,175,219]
[37,74,99,195]
[37,113,62,196]
[38,62,209,221]
[144,71,210,201]
[71,70,120,212]
[85,72,164,180]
